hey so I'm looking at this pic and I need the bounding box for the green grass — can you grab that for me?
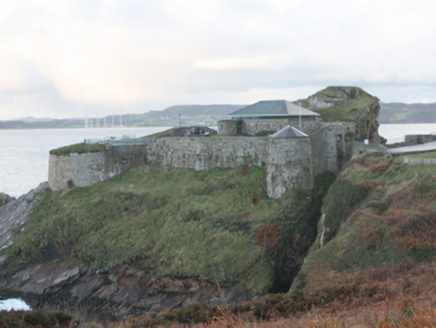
[50,143,108,156]
[140,128,175,138]
[5,165,318,294]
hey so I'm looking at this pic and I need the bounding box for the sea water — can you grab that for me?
[0,298,31,311]
[378,123,436,144]
[0,127,168,197]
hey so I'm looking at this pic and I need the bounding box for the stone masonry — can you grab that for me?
[48,125,343,198]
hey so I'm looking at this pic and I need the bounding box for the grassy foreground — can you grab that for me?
[296,153,436,286]
[4,165,326,294]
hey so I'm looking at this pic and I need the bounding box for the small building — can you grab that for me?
[218,100,321,136]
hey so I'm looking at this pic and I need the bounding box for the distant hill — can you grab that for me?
[0,105,246,129]
[5,98,436,129]
[379,102,436,123]
[10,116,55,123]
[149,104,245,116]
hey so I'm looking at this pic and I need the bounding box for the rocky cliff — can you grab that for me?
[297,86,384,142]
[0,184,47,253]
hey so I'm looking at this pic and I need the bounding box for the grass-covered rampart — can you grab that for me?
[4,165,331,294]
[49,142,108,156]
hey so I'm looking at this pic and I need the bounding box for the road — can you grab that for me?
[390,140,436,155]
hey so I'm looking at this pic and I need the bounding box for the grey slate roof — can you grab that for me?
[270,125,308,138]
[229,100,320,117]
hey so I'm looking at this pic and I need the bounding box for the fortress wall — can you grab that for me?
[147,137,268,170]
[244,119,290,135]
[48,132,337,197]
[324,122,356,136]
[310,126,339,177]
[403,157,436,165]
[243,118,321,135]
[48,144,148,191]
[347,142,389,157]
[49,152,109,191]
[267,137,313,199]
[218,120,243,135]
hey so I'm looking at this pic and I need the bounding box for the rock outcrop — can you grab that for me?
[0,193,15,207]
[297,86,385,142]
[0,183,47,251]
[0,260,253,322]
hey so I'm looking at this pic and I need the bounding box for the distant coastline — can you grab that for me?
[2,102,435,130]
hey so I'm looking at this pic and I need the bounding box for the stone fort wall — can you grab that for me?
[147,137,268,170]
[48,129,340,198]
[48,144,148,191]
[219,118,321,136]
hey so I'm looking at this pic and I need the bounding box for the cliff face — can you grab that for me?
[291,153,436,294]
[297,86,384,142]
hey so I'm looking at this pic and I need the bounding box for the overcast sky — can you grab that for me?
[1,0,436,120]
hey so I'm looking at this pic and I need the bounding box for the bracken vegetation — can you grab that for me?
[0,310,75,327]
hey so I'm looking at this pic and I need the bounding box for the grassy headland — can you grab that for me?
[4,166,332,294]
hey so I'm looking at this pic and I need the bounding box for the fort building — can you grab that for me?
[48,99,373,199]
[218,100,321,136]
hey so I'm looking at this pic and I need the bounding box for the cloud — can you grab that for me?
[2,0,436,120]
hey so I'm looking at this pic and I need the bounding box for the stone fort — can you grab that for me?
[48,100,360,198]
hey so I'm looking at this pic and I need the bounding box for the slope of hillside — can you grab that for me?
[0,165,334,319]
[122,153,436,326]
[293,153,436,291]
